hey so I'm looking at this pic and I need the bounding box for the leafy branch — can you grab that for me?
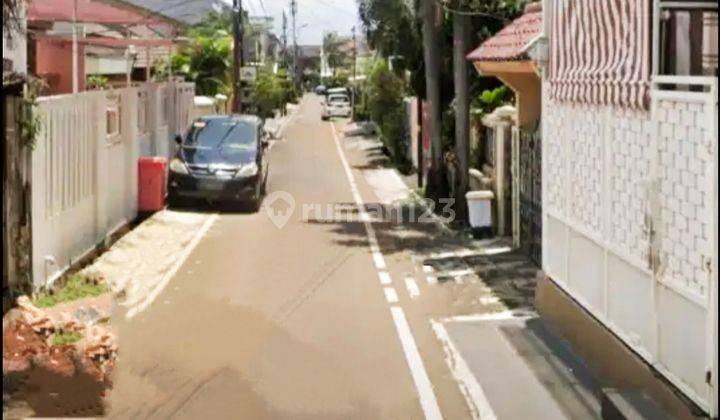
[18,77,46,150]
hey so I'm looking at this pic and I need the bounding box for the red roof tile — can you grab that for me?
[466,2,542,62]
[29,0,162,25]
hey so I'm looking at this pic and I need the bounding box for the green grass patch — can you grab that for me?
[33,275,107,308]
[50,330,84,346]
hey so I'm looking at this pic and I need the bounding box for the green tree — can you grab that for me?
[190,10,232,37]
[2,0,22,35]
[357,0,424,94]
[322,32,349,76]
[154,30,233,97]
[367,59,409,168]
[254,68,282,119]
[358,0,528,111]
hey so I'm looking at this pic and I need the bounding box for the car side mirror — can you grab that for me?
[174,134,183,145]
[261,139,270,149]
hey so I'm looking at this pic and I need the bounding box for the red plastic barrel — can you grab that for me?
[138,157,167,212]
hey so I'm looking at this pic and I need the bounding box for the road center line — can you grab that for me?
[330,122,443,420]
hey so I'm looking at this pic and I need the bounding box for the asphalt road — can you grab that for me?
[106,95,472,419]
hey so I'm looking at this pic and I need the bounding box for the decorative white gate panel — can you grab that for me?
[650,77,717,413]
[149,83,170,159]
[542,76,718,414]
[137,84,153,157]
[171,83,195,138]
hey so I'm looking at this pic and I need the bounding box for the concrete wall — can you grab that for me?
[31,82,195,289]
[536,276,703,419]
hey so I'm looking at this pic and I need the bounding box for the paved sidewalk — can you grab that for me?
[339,123,605,419]
[435,315,603,420]
[81,210,214,316]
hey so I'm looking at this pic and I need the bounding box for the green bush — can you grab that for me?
[86,75,109,90]
[254,68,299,118]
[325,74,350,89]
[367,59,409,168]
[472,86,513,114]
[353,104,370,121]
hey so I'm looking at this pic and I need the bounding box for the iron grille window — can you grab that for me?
[655,1,719,77]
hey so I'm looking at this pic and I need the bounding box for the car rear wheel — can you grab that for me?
[246,182,264,213]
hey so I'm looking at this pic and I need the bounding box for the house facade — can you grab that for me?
[28,0,184,94]
[537,0,718,417]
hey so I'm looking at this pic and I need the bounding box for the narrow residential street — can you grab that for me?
[2,0,720,420]
[4,0,717,418]
[106,95,474,419]
[103,94,603,420]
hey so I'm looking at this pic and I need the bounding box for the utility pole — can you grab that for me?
[453,13,470,224]
[352,26,357,120]
[290,0,298,85]
[282,11,288,67]
[232,0,244,113]
[421,0,444,202]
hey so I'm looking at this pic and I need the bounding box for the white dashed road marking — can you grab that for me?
[384,287,399,303]
[378,271,393,285]
[423,265,438,285]
[404,275,421,299]
[331,122,443,420]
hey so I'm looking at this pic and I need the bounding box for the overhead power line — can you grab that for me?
[434,0,510,20]
[312,0,359,17]
[256,0,269,16]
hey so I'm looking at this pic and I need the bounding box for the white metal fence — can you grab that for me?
[543,76,718,415]
[31,82,195,289]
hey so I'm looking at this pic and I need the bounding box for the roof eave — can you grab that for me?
[93,0,188,30]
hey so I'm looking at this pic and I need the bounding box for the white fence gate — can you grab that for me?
[31,82,195,289]
[148,82,170,159]
[543,76,718,415]
[170,82,195,149]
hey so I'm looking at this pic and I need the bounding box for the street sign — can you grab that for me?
[240,66,257,83]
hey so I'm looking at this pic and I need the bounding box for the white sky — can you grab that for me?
[233,0,361,45]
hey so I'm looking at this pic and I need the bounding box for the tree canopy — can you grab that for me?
[3,0,23,35]
[322,32,349,76]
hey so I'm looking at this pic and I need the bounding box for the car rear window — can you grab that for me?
[184,119,257,150]
[329,95,349,103]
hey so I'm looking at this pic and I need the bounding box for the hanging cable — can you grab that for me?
[434,0,510,21]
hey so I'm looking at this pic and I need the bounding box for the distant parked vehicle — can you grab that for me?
[168,115,270,211]
[315,85,327,95]
[321,94,352,120]
[325,87,349,97]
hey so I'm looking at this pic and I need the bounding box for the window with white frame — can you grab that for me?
[654,0,718,77]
